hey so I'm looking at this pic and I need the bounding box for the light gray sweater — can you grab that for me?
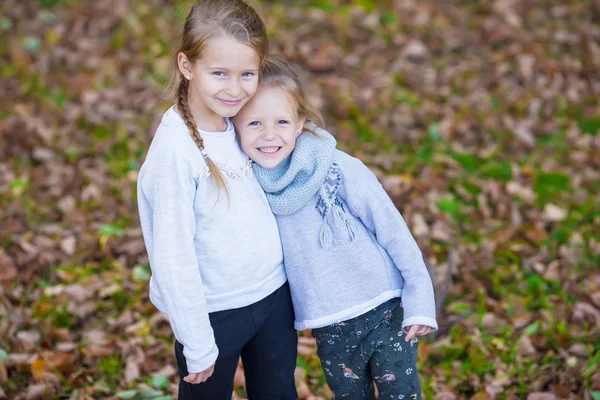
[267,150,437,330]
[137,106,286,373]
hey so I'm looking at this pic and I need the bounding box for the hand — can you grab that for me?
[183,363,215,384]
[404,325,432,342]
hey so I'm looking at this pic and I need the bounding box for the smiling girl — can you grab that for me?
[235,56,437,400]
[136,3,297,399]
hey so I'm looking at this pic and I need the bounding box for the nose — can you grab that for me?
[225,78,241,98]
[261,125,277,140]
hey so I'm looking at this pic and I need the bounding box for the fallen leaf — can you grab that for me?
[17,330,41,345]
[124,357,140,383]
[60,236,77,256]
[0,250,16,282]
[526,393,556,400]
[517,335,536,356]
[543,204,568,222]
[31,358,47,379]
[0,360,7,385]
[411,213,429,237]
[26,383,53,400]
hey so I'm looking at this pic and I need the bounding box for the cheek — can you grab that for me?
[238,131,255,151]
[242,80,259,97]
[196,76,221,95]
[283,129,299,145]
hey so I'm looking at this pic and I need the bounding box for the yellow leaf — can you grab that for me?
[31,358,47,379]
[46,28,60,46]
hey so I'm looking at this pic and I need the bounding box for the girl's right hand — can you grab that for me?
[183,362,216,384]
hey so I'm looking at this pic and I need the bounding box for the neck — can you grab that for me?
[187,90,228,132]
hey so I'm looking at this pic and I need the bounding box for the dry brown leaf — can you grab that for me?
[431,220,452,242]
[411,213,429,237]
[517,335,536,356]
[434,392,458,400]
[0,250,17,282]
[60,236,77,256]
[469,392,491,400]
[124,356,140,383]
[17,330,41,345]
[0,360,7,385]
[526,393,556,400]
[26,383,54,400]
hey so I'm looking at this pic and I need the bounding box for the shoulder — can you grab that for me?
[334,150,380,186]
[146,107,205,164]
[139,108,207,181]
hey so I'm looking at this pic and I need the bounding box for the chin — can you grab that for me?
[221,109,241,118]
[255,158,281,169]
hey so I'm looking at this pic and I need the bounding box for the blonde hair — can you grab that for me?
[259,55,325,134]
[169,0,268,193]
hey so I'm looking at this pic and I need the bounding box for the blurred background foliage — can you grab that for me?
[0,0,599,399]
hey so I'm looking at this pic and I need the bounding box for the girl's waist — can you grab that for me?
[293,289,403,330]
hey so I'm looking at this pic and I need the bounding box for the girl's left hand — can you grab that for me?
[404,325,432,342]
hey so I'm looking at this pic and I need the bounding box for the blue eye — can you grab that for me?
[278,120,290,125]
[242,72,255,78]
[213,71,225,77]
[249,121,260,126]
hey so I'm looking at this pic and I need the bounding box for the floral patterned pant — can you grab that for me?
[312,298,421,400]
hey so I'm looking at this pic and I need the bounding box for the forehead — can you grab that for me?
[199,35,260,70]
[240,86,297,116]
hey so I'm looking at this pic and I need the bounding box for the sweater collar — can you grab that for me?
[252,127,337,215]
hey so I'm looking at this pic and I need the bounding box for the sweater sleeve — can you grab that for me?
[339,155,438,331]
[138,144,218,373]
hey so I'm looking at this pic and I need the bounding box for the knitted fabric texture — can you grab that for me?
[253,127,358,248]
[252,126,336,216]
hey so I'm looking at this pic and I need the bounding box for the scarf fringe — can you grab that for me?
[318,204,359,248]
[332,204,346,225]
[319,219,333,248]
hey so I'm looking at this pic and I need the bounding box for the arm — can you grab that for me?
[339,155,438,331]
[139,145,218,373]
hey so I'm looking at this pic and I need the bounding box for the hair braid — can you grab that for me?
[176,79,228,196]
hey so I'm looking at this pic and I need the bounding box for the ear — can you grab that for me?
[177,52,193,78]
[296,117,306,137]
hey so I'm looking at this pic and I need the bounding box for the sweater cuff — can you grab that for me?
[185,345,219,374]
[401,316,438,332]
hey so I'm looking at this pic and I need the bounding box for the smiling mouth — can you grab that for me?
[218,98,242,106]
[257,147,282,157]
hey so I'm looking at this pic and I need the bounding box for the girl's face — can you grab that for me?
[178,36,260,126]
[235,86,305,169]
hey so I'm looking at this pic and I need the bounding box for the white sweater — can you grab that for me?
[137,106,286,373]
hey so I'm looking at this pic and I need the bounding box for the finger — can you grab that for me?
[207,364,215,378]
[416,326,430,336]
[203,369,214,383]
[405,325,418,342]
[193,372,206,384]
[183,373,197,384]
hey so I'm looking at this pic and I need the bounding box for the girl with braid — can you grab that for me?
[137,2,297,399]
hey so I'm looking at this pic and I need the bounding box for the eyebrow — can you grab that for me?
[208,67,259,72]
[245,116,293,120]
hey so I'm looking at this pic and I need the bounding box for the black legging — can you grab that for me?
[175,282,298,400]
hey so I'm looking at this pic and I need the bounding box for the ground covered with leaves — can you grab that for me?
[1,0,599,399]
